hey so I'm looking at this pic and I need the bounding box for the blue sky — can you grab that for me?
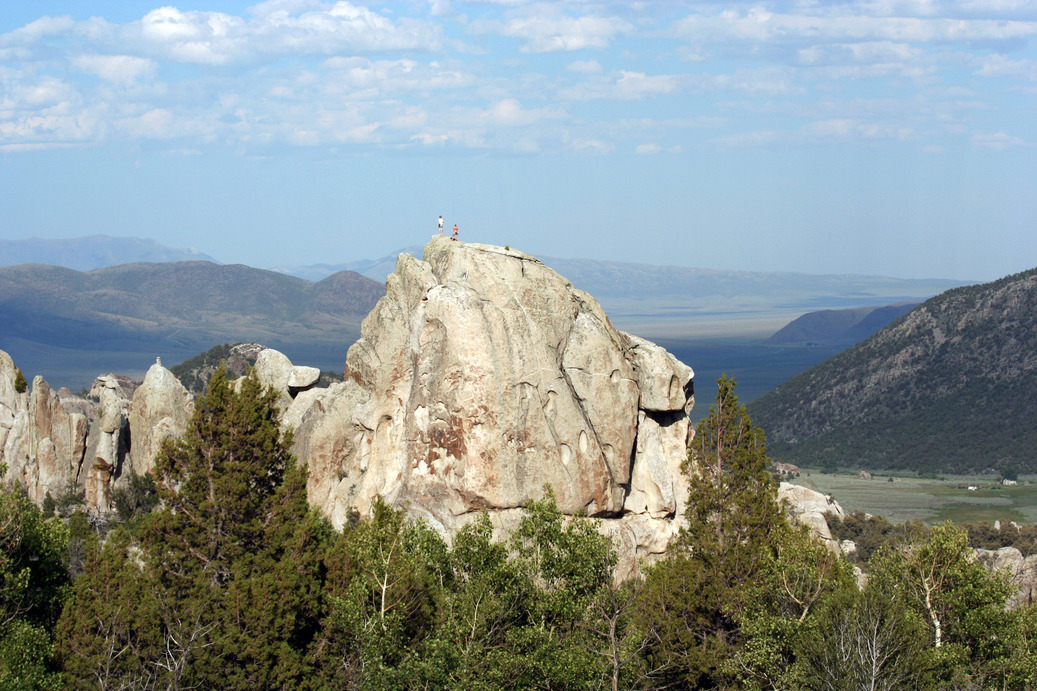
[1,1,1034,281]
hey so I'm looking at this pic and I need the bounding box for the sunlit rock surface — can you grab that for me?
[291,237,695,571]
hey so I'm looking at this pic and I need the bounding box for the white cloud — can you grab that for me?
[107,3,444,66]
[322,57,473,96]
[471,12,632,52]
[72,54,157,84]
[797,41,919,66]
[566,136,614,153]
[671,7,1037,45]
[0,15,77,44]
[971,131,1028,149]
[975,54,1037,79]
[1,2,1034,156]
[564,70,679,100]
[249,0,326,19]
[804,118,917,141]
[712,67,803,96]
[566,59,602,73]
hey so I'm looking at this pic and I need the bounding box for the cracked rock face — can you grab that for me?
[3,373,88,506]
[294,237,694,564]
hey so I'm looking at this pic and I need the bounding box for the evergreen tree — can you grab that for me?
[681,375,785,594]
[638,375,791,688]
[54,530,162,690]
[147,366,292,587]
[0,483,68,690]
[57,365,331,689]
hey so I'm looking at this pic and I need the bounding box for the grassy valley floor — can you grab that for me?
[789,471,1037,525]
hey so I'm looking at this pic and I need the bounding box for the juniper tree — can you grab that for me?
[638,375,791,688]
[58,365,332,690]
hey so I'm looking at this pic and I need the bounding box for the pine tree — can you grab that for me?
[57,365,332,689]
[54,530,162,690]
[146,365,291,587]
[681,374,785,591]
[638,375,788,688]
[13,369,26,395]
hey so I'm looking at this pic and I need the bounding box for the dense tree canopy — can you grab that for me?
[0,370,1030,689]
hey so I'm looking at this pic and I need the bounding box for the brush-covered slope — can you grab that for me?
[749,268,1037,473]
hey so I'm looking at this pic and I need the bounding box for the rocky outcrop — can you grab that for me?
[4,375,90,505]
[0,351,197,513]
[291,238,694,568]
[81,375,132,510]
[128,360,194,476]
[249,349,321,414]
[778,482,844,554]
[0,239,696,572]
[0,352,27,478]
[975,547,1037,610]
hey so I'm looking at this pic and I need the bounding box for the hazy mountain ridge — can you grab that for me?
[0,234,971,403]
[0,235,219,270]
[277,251,966,305]
[765,303,920,346]
[750,267,1037,473]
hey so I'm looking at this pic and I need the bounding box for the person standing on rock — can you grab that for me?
[438,215,444,234]
[451,224,458,241]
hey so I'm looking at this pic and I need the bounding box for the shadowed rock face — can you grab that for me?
[291,238,695,568]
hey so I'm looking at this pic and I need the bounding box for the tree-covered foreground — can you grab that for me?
[4,371,1037,689]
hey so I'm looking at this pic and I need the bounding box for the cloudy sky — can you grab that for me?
[1,0,1034,281]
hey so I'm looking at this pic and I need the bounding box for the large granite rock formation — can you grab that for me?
[290,237,694,571]
[81,374,133,510]
[0,238,696,573]
[5,374,89,505]
[0,352,23,467]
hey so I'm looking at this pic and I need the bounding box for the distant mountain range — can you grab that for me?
[276,251,964,306]
[273,247,423,283]
[0,234,971,401]
[0,261,382,388]
[275,250,967,342]
[0,235,219,270]
[749,267,1037,473]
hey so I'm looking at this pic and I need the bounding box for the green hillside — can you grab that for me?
[749,267,1037,473]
